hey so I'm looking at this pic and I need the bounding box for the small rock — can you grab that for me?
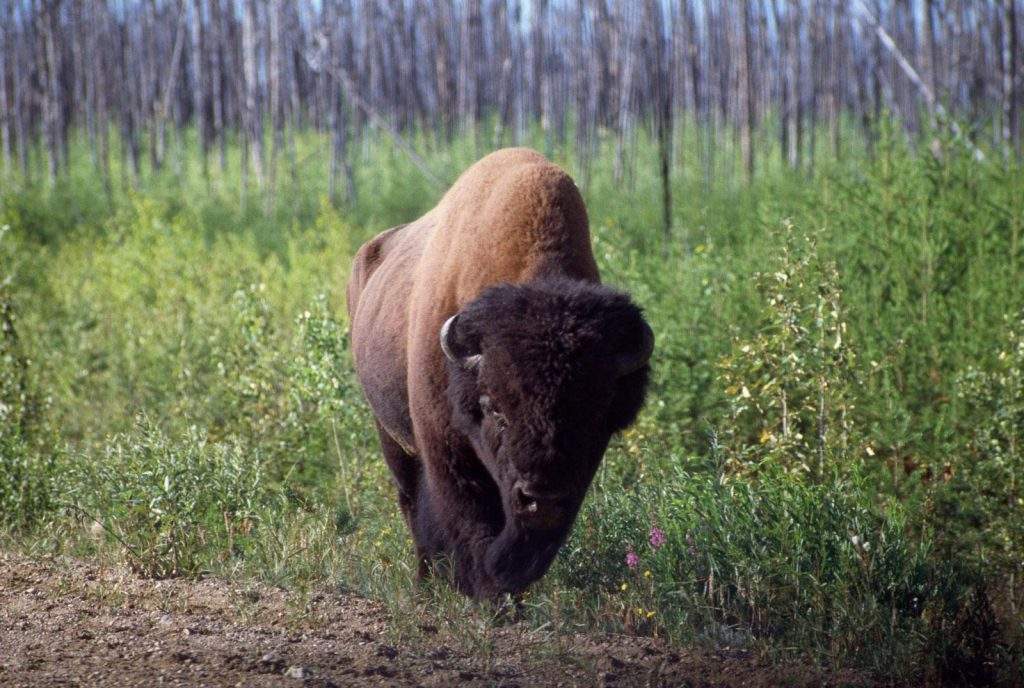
[284,665,307,680]
[257,652,286,674]
[376,644,398,659]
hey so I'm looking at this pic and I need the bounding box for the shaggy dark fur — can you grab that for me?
[419,278,651,595]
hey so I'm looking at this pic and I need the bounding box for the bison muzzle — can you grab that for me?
[347,148,653,599]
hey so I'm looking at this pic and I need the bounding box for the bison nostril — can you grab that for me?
[513,483,537,511]
[513,481,562,521]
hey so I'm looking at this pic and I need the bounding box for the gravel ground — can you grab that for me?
[0,552,870,687]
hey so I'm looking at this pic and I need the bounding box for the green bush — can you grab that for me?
[717,220,863,479]
[940,313,1024,573]
[558,466,933,673]
[0,224,58,530]
[63,417,278,578]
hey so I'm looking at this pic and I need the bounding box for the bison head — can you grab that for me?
[441,278,653,591]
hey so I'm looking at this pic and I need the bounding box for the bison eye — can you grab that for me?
[479,395,508,432]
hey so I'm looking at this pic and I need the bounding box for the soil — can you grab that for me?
[0,552,869,687]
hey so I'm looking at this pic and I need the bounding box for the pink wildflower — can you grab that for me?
[649,525,666,549]
[625,548,639,569]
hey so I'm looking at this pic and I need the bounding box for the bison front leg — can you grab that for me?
[374,422,429,578]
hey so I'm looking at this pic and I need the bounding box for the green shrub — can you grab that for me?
[0,224,58,530]
[717,221,864,479]
[935,314,1024,569]
[63,417,279,577]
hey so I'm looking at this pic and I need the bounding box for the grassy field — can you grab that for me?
[2,124,1023,684]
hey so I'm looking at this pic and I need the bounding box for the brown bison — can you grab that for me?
[347,148,653,598]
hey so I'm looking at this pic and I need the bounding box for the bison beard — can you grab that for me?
[347,149,653,599]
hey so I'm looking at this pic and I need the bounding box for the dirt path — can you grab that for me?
[0,553,866,687]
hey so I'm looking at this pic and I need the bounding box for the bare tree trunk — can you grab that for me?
[492,0,513,145]
[0,0,10,177]
[788,0,802,170]
[268,0,283,198]
[142,0,158,172]
[209,0,226,173]
[681,0,704,183]
[92,0,112,201]
[645,0,673,249]
[925,0,940,101]
[457,0,482,144]
[511,0,526,144]
[740,0,755,180]
[770,0,790,169]
[1004,0,1019,157]
[7,6,27,180]
[37,0,63,186]
[871,0,884,126]
[531,0,551,153]
[430,0,455,139]
[613,2,637,185]
[72,1,96,171]
[120,20,140,188]
[829,1,842,159]
[190,0,207,178]
[242,0,262,188]
[326,0,355,206]
[155,3,187,175]
[573,0,591,186]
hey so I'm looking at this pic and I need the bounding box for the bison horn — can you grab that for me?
[613,321,654,378]
[440,314,482,368]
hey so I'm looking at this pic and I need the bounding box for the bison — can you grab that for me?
[347,148,653,598]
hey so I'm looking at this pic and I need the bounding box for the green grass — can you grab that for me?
[1,122,1023,684]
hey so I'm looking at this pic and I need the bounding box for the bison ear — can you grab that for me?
[612,320,654,378]
[440,314,482,369]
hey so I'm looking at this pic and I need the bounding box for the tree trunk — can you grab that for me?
[430,0,455,139]
[646,0,673,249]
[613,2,637,185]
[1004,0,1019,157]
[92,0,112,201]
[155,3,187,175]
[268,0,282,197]
[242,0,262,188]
[531,0,551,153]
[209,0,226,173]
[788,0,802,171]
[0,0,10,177]
[740,0,755,180]
[37,0,63,186]
[190,0,207,178]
